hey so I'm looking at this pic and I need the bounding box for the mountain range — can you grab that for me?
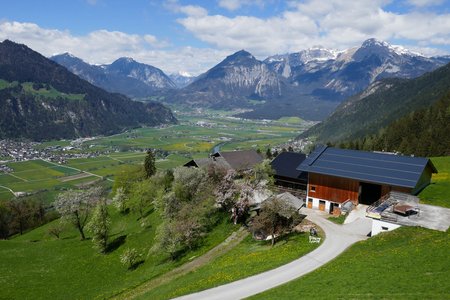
[0,40,176,141]
[50,54,177,98]
[47,38,450,121]
[300,61,450,143]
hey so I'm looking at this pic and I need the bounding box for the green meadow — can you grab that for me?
[0,208,238,299]
[0,113,309,203]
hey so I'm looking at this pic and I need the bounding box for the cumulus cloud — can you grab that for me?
[0,21,226,75]
[164,0,208,17]
[218,0,264,11]
[175,0,450,56]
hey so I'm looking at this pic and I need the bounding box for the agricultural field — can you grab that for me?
[82,113,311,154]
[0,112,311,203]
[0,160,98,203]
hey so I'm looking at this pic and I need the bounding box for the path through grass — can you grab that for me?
[140,232,320,300]
[249,227,450,299]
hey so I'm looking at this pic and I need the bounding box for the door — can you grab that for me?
[359,182,382,205]
[307,198,313,209]
[319,200,326,211]
[329,202,334,214]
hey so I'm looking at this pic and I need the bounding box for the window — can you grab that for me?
[381,226,389,230]
[310,185,316,192]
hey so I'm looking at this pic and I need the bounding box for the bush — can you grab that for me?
[120,248,142,270]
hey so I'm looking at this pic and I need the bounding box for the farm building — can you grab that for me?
[270,152,308,198]
[297,146,437,215]
[184,149,263,172]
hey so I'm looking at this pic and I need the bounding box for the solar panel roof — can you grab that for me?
[297,146,436,188]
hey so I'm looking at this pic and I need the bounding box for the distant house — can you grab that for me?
[270,152,308,197]
[297,146,437,215]
[184,149,263,172]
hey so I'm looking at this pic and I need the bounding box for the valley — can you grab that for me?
[0,109,314,203]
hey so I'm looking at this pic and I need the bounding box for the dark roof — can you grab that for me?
[271,152,307,180]
[297,146,437,189]
[183,157,231,170]
[215,150,263,171]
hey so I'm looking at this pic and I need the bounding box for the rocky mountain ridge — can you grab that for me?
[0,40,176,141]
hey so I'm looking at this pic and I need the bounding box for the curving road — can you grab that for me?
[174,209,373,300]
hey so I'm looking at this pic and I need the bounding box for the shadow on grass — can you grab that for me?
[106,234,127,253]
[129,259,145,271]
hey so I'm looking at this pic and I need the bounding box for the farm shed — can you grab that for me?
[270,152,308,197]
[297,146,437,214]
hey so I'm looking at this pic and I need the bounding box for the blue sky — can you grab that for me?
[1,0,450,74]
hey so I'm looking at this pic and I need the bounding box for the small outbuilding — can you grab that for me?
[184,149,263,172]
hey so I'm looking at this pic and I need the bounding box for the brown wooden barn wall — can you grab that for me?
[308,173,359,204]
[309,173,414,205]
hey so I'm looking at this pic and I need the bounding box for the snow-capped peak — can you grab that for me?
[177,71,194,77]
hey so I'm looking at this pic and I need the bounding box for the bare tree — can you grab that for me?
[55,186,102,240]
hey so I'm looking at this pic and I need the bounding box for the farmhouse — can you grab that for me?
[270,152,308,198]
[184,149,263,172]
[297,146,437,215]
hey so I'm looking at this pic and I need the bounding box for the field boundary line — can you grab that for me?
[45,160,113,182]
[8,173,28,182]
[0,185,15,195]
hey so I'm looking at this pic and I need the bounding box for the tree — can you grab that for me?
[113,165,145,195]
[0,202,12,239]
[128,179,154,220]
[144,150,156,179]
[55,186,102,240]
[251,198,303,246]
[265,148,272,159]
[112,187,127,213]
[251,160,275,188]
[8,198,31,235]
[87,199,110,253]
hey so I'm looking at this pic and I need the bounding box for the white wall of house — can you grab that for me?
[371,219,401,236]
[306,194,340,213]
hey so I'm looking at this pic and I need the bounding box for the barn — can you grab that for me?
[297,146,437,215]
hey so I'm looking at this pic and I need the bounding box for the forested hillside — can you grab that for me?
[337,92,450,157]
[301,62,450,142]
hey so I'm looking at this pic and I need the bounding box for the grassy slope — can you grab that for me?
[0,209,236,299]
[141,233,320,300]
[249,227,450,299]
[250,157,450,299]
[420,157,450,208]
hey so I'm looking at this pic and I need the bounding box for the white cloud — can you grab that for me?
[218,0,264,11]
[0,21,225,75]
[175,0,450,56]
[164,0,208,17]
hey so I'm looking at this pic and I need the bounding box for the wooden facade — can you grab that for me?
[308,173,359,204]
[308,173,414,206]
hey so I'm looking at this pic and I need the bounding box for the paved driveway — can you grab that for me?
[174,209,372,300]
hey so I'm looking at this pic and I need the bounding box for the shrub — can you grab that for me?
[120,248,142,270]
